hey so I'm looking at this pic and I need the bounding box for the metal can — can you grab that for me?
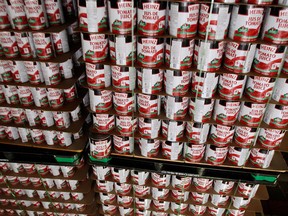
[218,74,246,100]
[32,33,53,60]
[0,126,6,138]
[52,111,70,128]
[162,120,185,142]
[3,85,19,104]
[112,66,135,92]
[96,180,114,193]
[152,200,170,211]
[0,85,4,103]
[25,109,40,126]
[113,135,134,154]
[0,32,19,58]
[43,130,58,145]
[14,32,35,58]
[131,170,149,185]
[164,96,189,120]
[89,89,113,113]
[234,126,257,148]
[213,100,241,126]
[70,105,81,121]
[59,59,73,79]
[164,70,191,96]
[93,113,115,132]
[226,209,246,216]
[151,173,171,188]
[102,204,117,214]
[137,68,163,94]
[272,78,288,105]
[51,30,70,54]
[171,175,191,190]
[5,127,19,140]
[207,207,226,216]
[10,61,28,83]
[257,128,285,148]
[117,195,133,207]
[185,122,210,144]
[24,0,48,30]
[189,98,214,123]
[135,198,151,209]
[162,141,183,160]
[92,166,111,180]
[138,117,161,139]
[191,72,219,98]
[86,63,111,89]
[151,187,169,200]
[227,146,250,166]
[64,84,77,102]
[183,143,205,162]
[282,52,288,74]
[44,0,65,25]
[0,0,10,29]
[0,60,12,83]
[189,204,207,215]
[139,138,160,157]
[193,178,213,192]
[191,192,209,204]
[30,87,49,107]
[213,180,235,194]
[30,129,45,144]
[237,183,259,198]
[115,115,137,135]
[47,88,65,108]
[5,0,28,30]
[114,182,132,195]
[113,92,135,115]
[210,124,235,146]
[17,86,34,106]
[0,107,12,123]
[40,62,61,85]
[171,190,189,202]
[11,108,27,124]
[263,104,288,128]
[134,185,151,197]
[229,5,264,42]
[89,133,111,159]
[137,93,160,118]
[119,207,133,215]
[24,61,44,84]
[249,148,275,168]
[232,196,251,210]
[205,144,228,165]
[238,102,266,127]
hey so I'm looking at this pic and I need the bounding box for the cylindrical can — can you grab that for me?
[137,93,160,118]
[189,98,214,123]
[10,61,28,83]
[262,7,288,44]
[30,129,45,144]
[164,70,191,96]
[151,173,170,188]
[205,144,228,165]
[0,0,10,29]
[162,141,183,160]
[245,76,275,103]
[47,88,65,108]
[0,85,4,103]
[218,74,246,100]
[18,177,31,186]
[138,118,161,139]
[57,132,74,146]
[0,126,6,138]
[24,0,48,30]
[185,122,210,144]
[224,42,257,73]
[229,5,264,42]
[226,209,246,216]
[25,109,40,126]
[213,100,241,126]
[207,207,226,216]
[15,32,36,58]
[232,196,251,210]
[44,131,59,145]
[0,60,12,83]
[237,183,259,198]
[139,138,160,157]
[52,111,70,128]
[30,87,49,107]
[137,68,163,94]
[93,113,115,132]
[227,146,250,166]
[210,124,235,146]
[272,78,288,105]
[32,33,53,60]
[183,143,206,162]
[119,207,133,215]
[151,187,169,200]
[89,89,112,113]
[39,111,54,127]
[112,66,135,92]
[134,185,151,197]
[40,62,61,86]
[137,37,164,67]
[191,192,209,204]
[86,63,111,89]
[164,96,189,120]
[5,127,19,140]
[193,178,213,192]
[162,120,185,142]
[0,32,19,58]
[131,170,149,185]
[153,200,170,211]
[214,180,235,194]
[137,0,166,36]
[70,105,81,122]
[171,175,191,189]
[135,209,151,216]
[234,126,257,148]
[3,85,19,104]
[113,92,135,115]
[114,182,132,195]
[24,61,44,84]
[109,35,136,66]
[199,4,231,40]
[112,168,130,183]
[102,204,117,214]
[117,195,133,207]
[194,40,225,71]
[92,166,111,180]
[113,135,134,154]
[135,198,151,209]
[96,180,114,193]
[99,193,117,204]
[282,52,288,74]
[71,192,84,201]
[59,59,73,79]
[191,72,219,98]
[17,86,34,106]
[5,0,28,30]
[168,2,199,38]
[257,128,285,148]
[64,84,77,102]
[78,0,108,32]
[89,133,111,159]
[11,108,27,124]
[263,104,288,128]
[249,148,275,168]
[81,33,108,63]
[165,38,194,70]
[189,204,207,215]
[238,102,266,127]
[115,115,137,135]
[171,190,189,202]
[44,0,65,25]
[51,30,70,54]
[253,44,286,76]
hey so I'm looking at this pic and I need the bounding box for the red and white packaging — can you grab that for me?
[64,84,77,102]
[51,30,70,54]
[138,118,161,139]
[191,72,219,98]
[171,190,189,202]
[211,194,230,207]
[102,204,117,214]
[25,109,40,126]
[171,175,192,189]
[115,115,137,135]
[282,52,288,74]
[5,127,19,140]
[113,92,135,115]
[234,126,257,148]
[237,183,259,198]
[81,33,108,63]
[59,59,73,79]
[47,88,64,108]
[117,195,133,207]
[137,68,163,94]
[218,74,246,100]
[92,166,111,180]
[164,70,191,96]
[131,170,149,185]
[45,131,59,146]
[134,185,151,197]
[0,85,4,103]
[262,7,288,44]
[17,86,34,106]
[228,146,250,166]
[24,0,48,30]
[210,124,235,146]
[227,209,246,216]
[15,32,36,58]
[205,145,228,165]
[249,148,275,168]
[86,63,111,89]
[243,0,272,4]
[193,178,213,192]
[170,202,188,214]
[114,182,132,195]
[96,180,114,193]
[30,87,49,107]
[137,93,160,118]
[164,96,189,120]
[207,207,226,216]
[30,129,45,144]
[113,135,134,155]
[93,113,115,132]
[151,173,171,188]
[40,62,61,85]
[185,122,210,144]
[151,187,169,200]
[263,104,288,128]
[138,137,160,157]
[253,44,286,76]
[0,0,10,29]
[32,33,53,60]
[0,126,6,138]
[5,0,28,30]
[224,42,257,73]
[272,78,288,105]
[44,0,65,25]
[162,120,185,142]
[137,37,164,68]
[0,60,12,83]
[238,102,266,127]
[257,128,285,148]
[153,200,170,211]
[189,98,214,123]
[191,192,209,204]
[0,32,19,58]
[52,111,70,128]
[194,40,225,71]
[183,143,206,162]
[189,204,207,215]
[89,89,112,113]
[71,192,84,201]
[162,141,183,160]
[199,4,231,40]
[24,61,44,84]
[135,198,151,209]
[78,0,108,32]
[229,5,264,42]
[112,66,135,92]
[136,209,152,216]
[89,133,111,159]
[10,61,28,83]
[168,2,199,38]
[232,197,251,210]
[70,105,81,122]
[112,167,130,183]
[11,108,27,124]
[213,100,241,126]
[119,207,133,216]
[245,76,275,103]
[2,85,19,104]
[214,180,235,194]
[137,0,166,36]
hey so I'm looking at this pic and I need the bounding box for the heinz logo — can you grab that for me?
[118,2,132,8]
[188,4,199,12]
[90,34,105,40]
[249,9,263,15]
[279,10,288,17]
[141,38,157,45]
[143,3,159,10]
[260,45,277,53]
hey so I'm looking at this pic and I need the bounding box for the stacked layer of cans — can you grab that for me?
[94,166,260,216]
[0,209,89,216]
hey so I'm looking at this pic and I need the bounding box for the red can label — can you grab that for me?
[137,68,163,94]
[86,63,111,89]
[227,146,250,166]
[238,102,266,127]
[218,74,246,100]
[257,128,285,148]
[0,32,19,58]
[184,143,205,162]
[6,0,28,30]
[89,137,111,159]
[264,104,288,128]
[137,93,160,118]
[115,116,137,135]
[17,86,34,106]
[47,88,64,108]
[112,66,135,92]
[24,61,44,84]
[40,62,61,85]
[113,135,133,154]
[15,32,35,58]
[64,85,77,102]
[0,107,12,123]
[189,98,215,123]
[93,114,114,132]
[139,138,160,157]
[185,122,210,144]
[89,89,112,113]
[24,0,48,30]
[162,141,183,160]
[249,148,274,168]
[193,178,213,192]
[210,124,235,146]
[205,145,228,165]
[151,173,171,188]
[0,60,13,82]
[30,87,48,107]
[44,0,65,25]
[164,70,190,96]
[234,126,257,147]
[191,73,219,98]
[162,121,185,142]
[164,96,189,120]
[32,33,53,60]
[51,30,70,54]
[138,117,161,139]
[272,78,288,104]
[0,0,10,29]
[213,100,241,126]
[113,92,134,115]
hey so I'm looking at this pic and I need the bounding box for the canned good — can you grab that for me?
[131,170,149,185]
[0,0,10,29]
[0,85,5,103]
[114,182,132,195]
[135,198,151,209]
[59,59,73,79]
[0,60,12,83]
[115,115,137,135]
[71,192,84,201]
[44,0,65,25]
[112,66,136,92]
[134,185,151,197]
[152,200,170,211]
[228,147,250,166]
[162,141,183,160]
[238,102,266,127]
[11,108,27,124]
[40,62,61,86]
[26,109,40,126]
[5,127,19,140]
[164,96,189,120]
[249,148,275,168]
[162,120,185,142]
[191,192,209,204]
[237,183,259,198]
[51,30,70,54]
[60,166,75,177]
[70,105,81,122]
[213,100,241,126]
[47,88,65,108]
[234,126,257,148]
[193,178,213,192]
[117,195,133,207]
[257,128,285,148]
[113,135,134,154]
[137,68,163,94]
[207,207,226,216]
[93,113,115,132]
[171,190,189,202]
[24,0,48,30]
[151,187,169,200]
[113,92,135,115]
[191,72,219,98]
[0,32,19,58]
[186,122,210,144]
[89,133,111,159]
[112,167,130,183]
[189,98,214,123]
[64,84,77,102]
[32,33,53,60]
[96,180,114,193]
[189,204,207,215]
[139,138,160,157]
[138,118,161,139]
[15,32,36,58]
[272,78,288,105]
[3,85,19,104]
[229,5,264,42]
[0,126,6,138]
[92,166,110,180]
[10,61,28,83]
[151,173,170,188]
[89,89,113,113]
[17,86,34,106]
[227,209,246,216]
[218,74,246,100]
[86,63,111,89]
[210,124,235,146]
[30,87,49,107]
[137,93,160,118]
[164,70,191,96]
[214,180,235,194]
[30,129,45,144]
[205,144,228,165]
[232,196,251,210]
[171,175,191,189]
[183,143,206,162]
[24,61,44,85]
[282,52,288,74]
[119,207,133,215]
[263,104,288,128]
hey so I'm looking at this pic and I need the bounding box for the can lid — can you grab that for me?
[89,132,110,141]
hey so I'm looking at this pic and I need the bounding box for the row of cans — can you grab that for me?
[0,0,77,30]
[78,0,288,44]
[0,105,81,128]
[0,126,82,146]
[0,60,74,85]
[0,84,78,108]
[1,209,90,216]
[0,30,74,60]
